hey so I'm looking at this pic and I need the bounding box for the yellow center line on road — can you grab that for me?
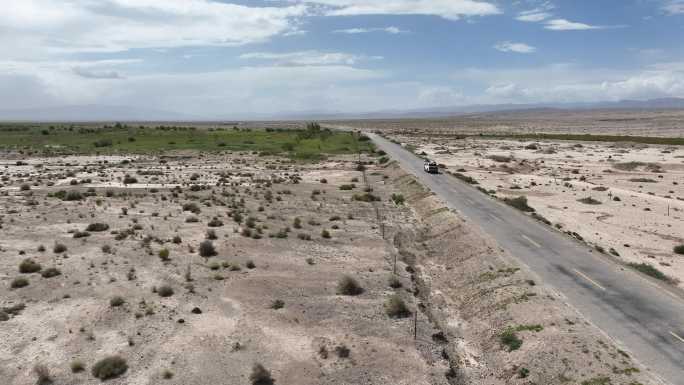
[573,269,607,291]
[670,331,684,344]
[521,234,541,248]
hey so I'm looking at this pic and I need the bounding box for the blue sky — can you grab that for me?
[1,0,683,117]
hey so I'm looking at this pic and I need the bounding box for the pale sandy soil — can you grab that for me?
[0,152,449,385]
[401,135,684,286]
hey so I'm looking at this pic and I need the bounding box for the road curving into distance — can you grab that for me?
[367,132,684,385]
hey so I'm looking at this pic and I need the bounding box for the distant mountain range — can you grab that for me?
[0,105,198,122]
[1,98,683,122]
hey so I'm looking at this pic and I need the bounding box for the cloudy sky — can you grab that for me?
[1,0,684,117]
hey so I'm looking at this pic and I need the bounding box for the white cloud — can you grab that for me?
[455,63,684,103]
[662,0,684,14]
[333,26,408,34]
[239,51,383,66]
[515,4,554,22]
[516,11,552,22]
[0,0,308,57]
[494,41,536,53]
[544,18,601,30]
[289,0,501,20]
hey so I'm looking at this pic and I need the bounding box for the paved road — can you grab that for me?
[368,133,684,384]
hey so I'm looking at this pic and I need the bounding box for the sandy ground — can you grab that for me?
[385,162,661,385]
[394,134,684,286]
[0,152,449,385]
[329,108,684,137]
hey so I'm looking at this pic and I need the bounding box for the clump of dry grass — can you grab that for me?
[336,275,364,296]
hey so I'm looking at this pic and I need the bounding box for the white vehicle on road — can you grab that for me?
[423,159,438,174]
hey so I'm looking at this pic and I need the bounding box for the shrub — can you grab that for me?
[198,240,217,258]
[337,275,364,296]
[41,267,61,278]
[19,258,42,273]
[335,345,351,358]
[110,296,125,307]
[11,277,29,289]
[70,360,85,373]
[208,218,223,227]
[674,245,684,255]
[388,276,402,289]
[157,285,174,297]
[246,260,256,269]
[500,327,523,351]
[503,196,534,212]
[339,184,355,191]
[92,356,128,380]
[172,235,182,244]
[93,138,113,148]
[86,223,109,232]
[182,203,201,214]
[34,364,52,385]
[157,249,170,262]
[270,299,285,309]
[122,175,138,184]
[390,193,406,205]
[578,197,602,205]
[321,229,331,239]
[73,231,90,238]
[627,263,671,282]
[452,172,478,184]
[352,193,380,202]
[64,191,83,201]
[53,243,67,253]
[385,295,410,318]
[206,229,218,240]
[249,363,274,385]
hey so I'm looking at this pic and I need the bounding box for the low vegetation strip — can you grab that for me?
[0,123,374,158]
[477,133,684,146]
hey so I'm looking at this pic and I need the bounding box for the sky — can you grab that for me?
[1,0,684,118]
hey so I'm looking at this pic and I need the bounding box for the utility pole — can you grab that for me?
[414,311,418,340]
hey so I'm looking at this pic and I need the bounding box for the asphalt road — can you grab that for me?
[368,133,684,384]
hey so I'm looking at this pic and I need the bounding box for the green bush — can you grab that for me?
[385,294,410,318]
[11,277,29,289]
[158,248,170,261]
[503,196,535,212]
[674,245,684,255]
[199,240,217,257]
[627,263,671,282]
[391,194,405,205]
[578,197,602,205]
[499,327,523,351]
[91,356,128,380]
[19,258,42,274]
[86,223,109,232]
[41,267,61,278]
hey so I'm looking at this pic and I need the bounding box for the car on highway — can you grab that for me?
[423,159,438,174]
